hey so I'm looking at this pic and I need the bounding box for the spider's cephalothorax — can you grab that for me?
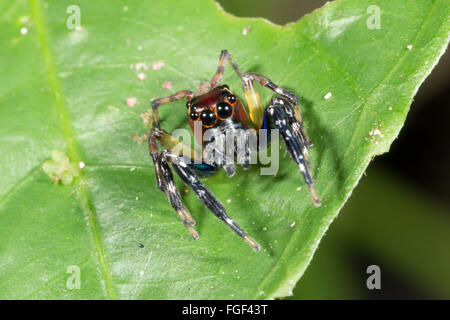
[149,50,320,251]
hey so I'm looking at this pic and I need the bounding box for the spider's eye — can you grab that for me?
[226,94,236,104]
[190,112,199,121]
[220,90,236,104]
[200,110,217,126]
[216,102,233,119]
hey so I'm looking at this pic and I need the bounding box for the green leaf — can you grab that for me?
[0,0,448,299]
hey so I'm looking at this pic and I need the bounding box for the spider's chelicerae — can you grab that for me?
[149,50,320,251]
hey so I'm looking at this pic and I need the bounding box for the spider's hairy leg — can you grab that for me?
[264,97,321,207]
[148,90,201,239]
[149,89,201,160]
[150,90,194,129]
[148,136,198,239]
[210,50,261,129]
[210,49,244,88]
[244,73,313,148]
[169,154,261,251]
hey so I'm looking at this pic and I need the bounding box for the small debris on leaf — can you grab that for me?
[126,97,138,107]
[152,61,165,70]
[135,62,148,71]
[140,111,152,127]
[162,81,172,90]
[369,126,384,144]
[137,72,146,81]
[324,92,332,100]
[242,25,252,35]
[42,150,80,185]
[131,133,147,144]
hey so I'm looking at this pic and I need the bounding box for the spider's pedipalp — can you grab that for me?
[244,73,313,147]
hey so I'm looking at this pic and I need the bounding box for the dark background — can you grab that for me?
[218,0,450,299]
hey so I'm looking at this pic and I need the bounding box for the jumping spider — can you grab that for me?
[149,50,320,251]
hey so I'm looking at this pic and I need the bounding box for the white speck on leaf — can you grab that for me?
[152,61,165,70]
[137,73,146,81]
[20,27,28,35]
[369,127,384,144]
[407,44,413,50]
[290,221,296,227]
[126,97,137,107]
[242,25,252,35]
[162,81,172,90]
[79,162,85,169]
[369,128,383,137]
[324,92,332,100]
[135,62,148,71]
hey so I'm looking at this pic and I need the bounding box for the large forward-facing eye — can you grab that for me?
[216,102,233,120]
[200,110,217,127]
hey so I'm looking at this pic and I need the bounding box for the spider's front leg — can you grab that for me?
[264,97,321,207]
[149,129,199,240]
[148,89,200,239]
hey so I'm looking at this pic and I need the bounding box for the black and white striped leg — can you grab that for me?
[265,98,321,207]
[273,97,312,169]
[148,133,199,240]
[168,154,261,251]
